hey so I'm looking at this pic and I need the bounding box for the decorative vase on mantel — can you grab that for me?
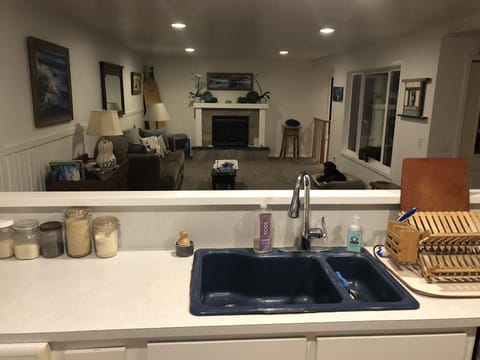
[194,96,201,103]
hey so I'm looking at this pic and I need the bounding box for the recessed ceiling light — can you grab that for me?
[279,50,289,55]
[320,27,335,34]
[185,48,195,53]
[171,23,186,29]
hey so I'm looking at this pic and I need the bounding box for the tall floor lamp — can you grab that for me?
[87,110,123,168]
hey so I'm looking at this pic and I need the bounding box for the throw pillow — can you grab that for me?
[156,135,169,154]
[123,128,142,145]
[140,136,165,157]
[140,127,170,151]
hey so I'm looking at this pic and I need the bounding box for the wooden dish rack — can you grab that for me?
[385,211,480,283]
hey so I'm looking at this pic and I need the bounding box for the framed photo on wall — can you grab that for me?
[131,72,141,95]
[400,78,430,118]
[207,73,253,90]
[332,86,344,102]
[27,37,73,127]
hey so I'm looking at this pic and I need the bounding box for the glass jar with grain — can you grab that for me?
[93,216,120,258]
[13,219,40,260]
[64,207,92,257]
[39,221,64,258]
[0,219,14,258]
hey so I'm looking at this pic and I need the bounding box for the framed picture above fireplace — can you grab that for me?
[207,73,253,91]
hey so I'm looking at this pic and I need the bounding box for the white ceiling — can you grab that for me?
[46,0,480,59]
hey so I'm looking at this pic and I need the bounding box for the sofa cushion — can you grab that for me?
[156,135,169,154]
[163,150,185,168]
[140,136,166,156]
[158,152,184,189]
[124,128,142,145]
[140,128,170,151]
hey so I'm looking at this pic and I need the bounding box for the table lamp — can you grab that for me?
[145,102,171,130]
[87,110,123,168]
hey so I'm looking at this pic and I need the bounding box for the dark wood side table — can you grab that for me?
[46,159,129,191]
[211,169,237,190]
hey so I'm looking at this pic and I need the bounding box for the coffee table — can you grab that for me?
[211,160,239,190]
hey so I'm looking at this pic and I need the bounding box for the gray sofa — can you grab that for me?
[102,128,184,190]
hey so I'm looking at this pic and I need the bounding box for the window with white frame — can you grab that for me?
[347,69,400,168]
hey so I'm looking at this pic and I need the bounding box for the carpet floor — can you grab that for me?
[181,158,324,190]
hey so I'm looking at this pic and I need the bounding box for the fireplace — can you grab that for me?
[212,115,249,147]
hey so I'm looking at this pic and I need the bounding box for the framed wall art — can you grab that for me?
[332,86,344,102]
[131,72,141,95]
[399,78,431,119]
[207,72,253,90]
[27,37,73,127]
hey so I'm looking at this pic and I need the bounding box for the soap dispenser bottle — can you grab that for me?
[253,203,272,253]
[347,215,362,252]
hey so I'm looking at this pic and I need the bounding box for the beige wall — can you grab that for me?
[0,0,145,190]
[312,26,450,185]
[147,56,316,156]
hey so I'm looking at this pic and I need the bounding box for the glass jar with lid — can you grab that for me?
[64,207,92,257]
[39,221,64,258]
[93,216,120,258]
[0,219,14,258]
[13,219,40,260]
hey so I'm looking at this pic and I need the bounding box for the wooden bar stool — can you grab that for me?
[280,125,301,159]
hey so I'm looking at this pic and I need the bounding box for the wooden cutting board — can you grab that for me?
[400,158,470,211]
[143,67,164,129]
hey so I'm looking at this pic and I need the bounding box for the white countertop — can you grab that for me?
[1,249,480,344]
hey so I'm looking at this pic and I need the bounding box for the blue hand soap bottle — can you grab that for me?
[347,215,362,252]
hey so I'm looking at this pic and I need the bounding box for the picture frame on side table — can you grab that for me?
[131,72,142,95]
[207,73,253,90]
[49,161,84,181]
[27,37,73,127]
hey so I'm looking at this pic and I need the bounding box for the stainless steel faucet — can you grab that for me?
[288,171,327,250]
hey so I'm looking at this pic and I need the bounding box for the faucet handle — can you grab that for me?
[307,228,326,240]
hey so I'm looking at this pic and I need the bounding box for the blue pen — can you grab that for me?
[397,207,417,222]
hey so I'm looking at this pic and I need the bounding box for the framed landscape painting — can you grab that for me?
[131,71,141,95]
[207,73,253,90]
[27,37,73,127]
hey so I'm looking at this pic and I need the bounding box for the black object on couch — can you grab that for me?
[99,128,184,190]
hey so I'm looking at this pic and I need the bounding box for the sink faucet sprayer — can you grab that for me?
[288,171,327,250]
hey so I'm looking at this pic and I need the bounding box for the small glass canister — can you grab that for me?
[93,216,120,258]
[13,219,40,260]
[0,219,14,258]
[64,207,92,258]
[40,221,64,258]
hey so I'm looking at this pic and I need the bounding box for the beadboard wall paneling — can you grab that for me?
[2,127,77,192]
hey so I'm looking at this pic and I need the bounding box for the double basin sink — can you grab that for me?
[190,247,419,315]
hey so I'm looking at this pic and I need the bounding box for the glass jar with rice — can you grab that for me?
[64,207,92,257]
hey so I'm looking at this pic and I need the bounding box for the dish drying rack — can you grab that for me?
[385,211,480,283]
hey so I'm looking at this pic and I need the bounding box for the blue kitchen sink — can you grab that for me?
[190,248,419,315]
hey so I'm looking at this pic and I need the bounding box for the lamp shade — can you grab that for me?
[87,110,123,136]
[145,103,171,122]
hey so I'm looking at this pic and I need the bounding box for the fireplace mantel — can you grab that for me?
[193,103,268,110]
[193,103,268,147]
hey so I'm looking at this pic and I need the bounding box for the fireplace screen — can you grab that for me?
[212,116,249,147]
